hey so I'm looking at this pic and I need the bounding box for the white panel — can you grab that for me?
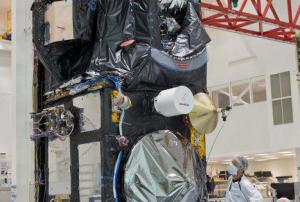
[0,50,11,93]
[78,142,101,202]
[0,68,12,93]
[0,95,12,157]
[0,188,10,202]
[73,92,101,132]
[45,0,74,44]
[48,137,71,195]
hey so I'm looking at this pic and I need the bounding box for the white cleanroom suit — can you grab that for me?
[225,175,263,202]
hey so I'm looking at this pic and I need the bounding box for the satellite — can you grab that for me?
[31,0,214,201]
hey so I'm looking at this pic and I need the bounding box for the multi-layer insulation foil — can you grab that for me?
[32,0,210,92]
[124,130,207,201]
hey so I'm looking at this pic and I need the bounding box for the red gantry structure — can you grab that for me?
[201,0,300,43]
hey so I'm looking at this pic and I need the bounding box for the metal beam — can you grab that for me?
[201,0,300,43]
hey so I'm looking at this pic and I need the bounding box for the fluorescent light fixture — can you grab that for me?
[246,157,254,160]
[224,159,232,162]
[282,153,295,156]
[256,153,269,156]
[278,151,293,154]
[256,156,280,161]
[263,156,275,158]
[264,157,279,160]
[255,159,268,162]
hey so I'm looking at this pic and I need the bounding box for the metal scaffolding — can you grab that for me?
[201,0,300,43]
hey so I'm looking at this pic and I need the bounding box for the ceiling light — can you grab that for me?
[278,151,293,154]
[246,157,254,160]
[224,159,232,162]
[264,157,279,160]
[263,156,275,158]
[255,159,268,162]
[256,153,269,156]
[282,153,295,156]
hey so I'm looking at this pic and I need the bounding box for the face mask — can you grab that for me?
[227,164,238,175]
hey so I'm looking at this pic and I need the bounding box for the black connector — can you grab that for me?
[221,106,232,122]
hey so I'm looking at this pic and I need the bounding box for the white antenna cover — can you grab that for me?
[154,86,194,117]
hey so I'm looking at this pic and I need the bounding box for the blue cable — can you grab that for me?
[105,75,123,202]
[113,150,123,202]
[70,75,121,95]
[104,75,121,92]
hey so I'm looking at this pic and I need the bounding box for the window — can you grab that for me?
[211,86,230,108]
[209,76,267,109]
[270,71,293,125]
[231,81,250,106]
[252,77,267,103]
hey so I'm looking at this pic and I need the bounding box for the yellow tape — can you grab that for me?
[190,128,206,159]
[112,90,119,98]
[112,112,120,123]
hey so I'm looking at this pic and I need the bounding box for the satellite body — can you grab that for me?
[31,0,211,201]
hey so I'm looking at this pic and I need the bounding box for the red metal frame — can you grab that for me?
[200,0,300,43]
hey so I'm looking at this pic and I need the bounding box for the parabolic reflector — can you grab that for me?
[189,93,218,134]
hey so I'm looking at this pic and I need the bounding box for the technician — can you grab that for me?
[225,155,263,202]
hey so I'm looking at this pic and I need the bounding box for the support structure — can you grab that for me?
[201,0,300,43]
[12,0,35,201]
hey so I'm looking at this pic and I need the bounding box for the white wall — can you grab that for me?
[0,94,12,154]
[206,28,297,87]
[0,50,12,160]
[206,28,300,158]
[207,102,270,158]
[0,52,12,93]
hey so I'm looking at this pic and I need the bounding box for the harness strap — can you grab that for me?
[229,180,250,202]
